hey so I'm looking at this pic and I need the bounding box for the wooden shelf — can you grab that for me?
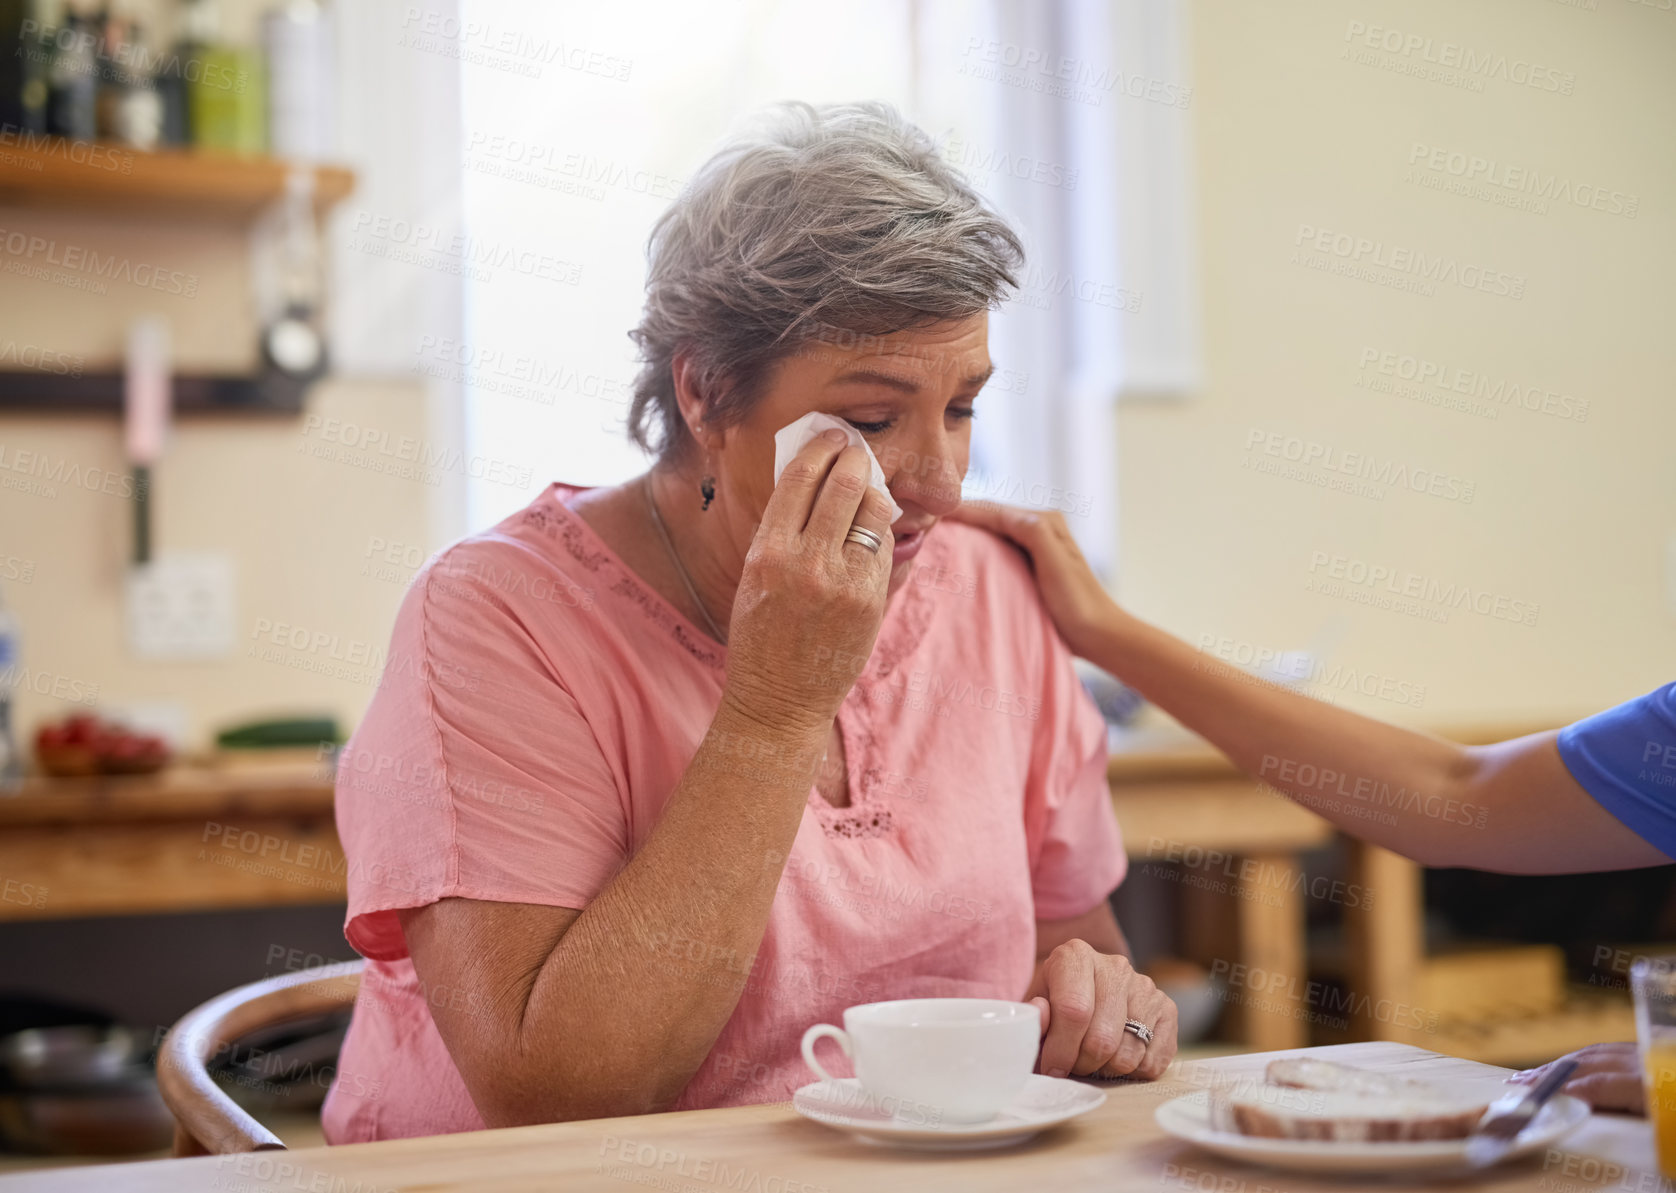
[0,139,355,219]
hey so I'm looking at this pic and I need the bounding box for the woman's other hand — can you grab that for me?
[1028,940,1179,1080]
[722,430,895,736]
[948,501,1118,660]
[1509,1043,1646,1114]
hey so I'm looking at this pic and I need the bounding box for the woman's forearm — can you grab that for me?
[1089,609,1487,865]
[487,703,826,1123]
[407,441,902,1126]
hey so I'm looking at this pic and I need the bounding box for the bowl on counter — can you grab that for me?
[33,715,171,778]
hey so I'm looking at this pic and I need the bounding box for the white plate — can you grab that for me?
[792,1075,1105,1151]
[1154,1089,1591,1174]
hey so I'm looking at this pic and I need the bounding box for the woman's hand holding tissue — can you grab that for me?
[721,429,896,739]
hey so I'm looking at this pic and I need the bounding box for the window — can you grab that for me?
[459,0,915,527]
[455,0,1198,572]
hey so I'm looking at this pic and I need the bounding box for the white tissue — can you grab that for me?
[771,412,904,523]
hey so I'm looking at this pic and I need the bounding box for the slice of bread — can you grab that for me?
[1210,1059,1492,1143]
[1265,1057,1426,1096]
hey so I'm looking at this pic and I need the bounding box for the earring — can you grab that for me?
[700,476,716,511]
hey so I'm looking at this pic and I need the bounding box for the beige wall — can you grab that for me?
[0,204,434,747]
[1117,0,1676,727]
[1,368,434,747]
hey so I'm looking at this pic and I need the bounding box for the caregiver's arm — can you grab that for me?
[400,438,895,1127]
[953,502,1668,876]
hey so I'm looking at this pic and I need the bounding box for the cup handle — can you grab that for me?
[800,1023,852,1084]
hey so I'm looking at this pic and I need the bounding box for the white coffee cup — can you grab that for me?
[799,998,1040,1125]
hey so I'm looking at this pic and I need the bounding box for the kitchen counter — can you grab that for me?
[0,753,340,921]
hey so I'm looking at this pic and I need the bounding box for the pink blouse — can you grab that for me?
[322,483,1124,1143]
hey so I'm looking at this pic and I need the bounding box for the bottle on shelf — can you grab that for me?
[157,0,217,147]
[97,13,162,149]
[1,0,35,131]
[15,0,52,134]
[94,5,124,136]
[185,0,266,155]
[263,0,331,161]
[46,8,98,141]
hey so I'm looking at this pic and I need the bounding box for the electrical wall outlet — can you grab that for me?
[126,555,236,659]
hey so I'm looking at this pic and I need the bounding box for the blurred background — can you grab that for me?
[0,0,1670,1173]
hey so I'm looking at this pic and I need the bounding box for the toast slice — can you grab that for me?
[1212,1059,1492,1143]
[1265,1057,1427,1096]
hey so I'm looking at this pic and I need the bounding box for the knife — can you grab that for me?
[1464,1058,1580,1169]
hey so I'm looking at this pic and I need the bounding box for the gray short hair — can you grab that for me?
[627,101,1025,461]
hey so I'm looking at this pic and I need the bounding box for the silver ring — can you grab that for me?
[1123,1019,1154,1045]
[844,526,883,554]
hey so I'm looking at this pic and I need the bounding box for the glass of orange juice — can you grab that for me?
[1632,956,1676,1178]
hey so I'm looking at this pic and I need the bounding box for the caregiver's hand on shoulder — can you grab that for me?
[1510,1043,1646,1114]
[1028,940,1179,1080]
[949,501,1119,660]
[722,431,895,737]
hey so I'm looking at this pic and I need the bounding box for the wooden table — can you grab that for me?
[1109,732,1336,1051]
[0,754,341,921]
[1,1042,1654,1192]
[1105,723,1575,1058]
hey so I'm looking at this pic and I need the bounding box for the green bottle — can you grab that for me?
[189,43,265,154]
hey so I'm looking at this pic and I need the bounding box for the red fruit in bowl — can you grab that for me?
[100,730,171,774]
[61,714,100,747]
[37,716,172,776]
[36,719,102,777]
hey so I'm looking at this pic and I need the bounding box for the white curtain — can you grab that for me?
[912,0,1200,576]
[333,0,1202,561]
[326,0,469,547]
[451,0,917,529]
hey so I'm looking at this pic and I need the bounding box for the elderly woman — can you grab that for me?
[323,101,1177,1143]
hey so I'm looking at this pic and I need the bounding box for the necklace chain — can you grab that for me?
[643,475,727,644]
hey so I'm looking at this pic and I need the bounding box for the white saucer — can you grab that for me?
[1154,1089,1591,1174]
[792,1075,1106,1151]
